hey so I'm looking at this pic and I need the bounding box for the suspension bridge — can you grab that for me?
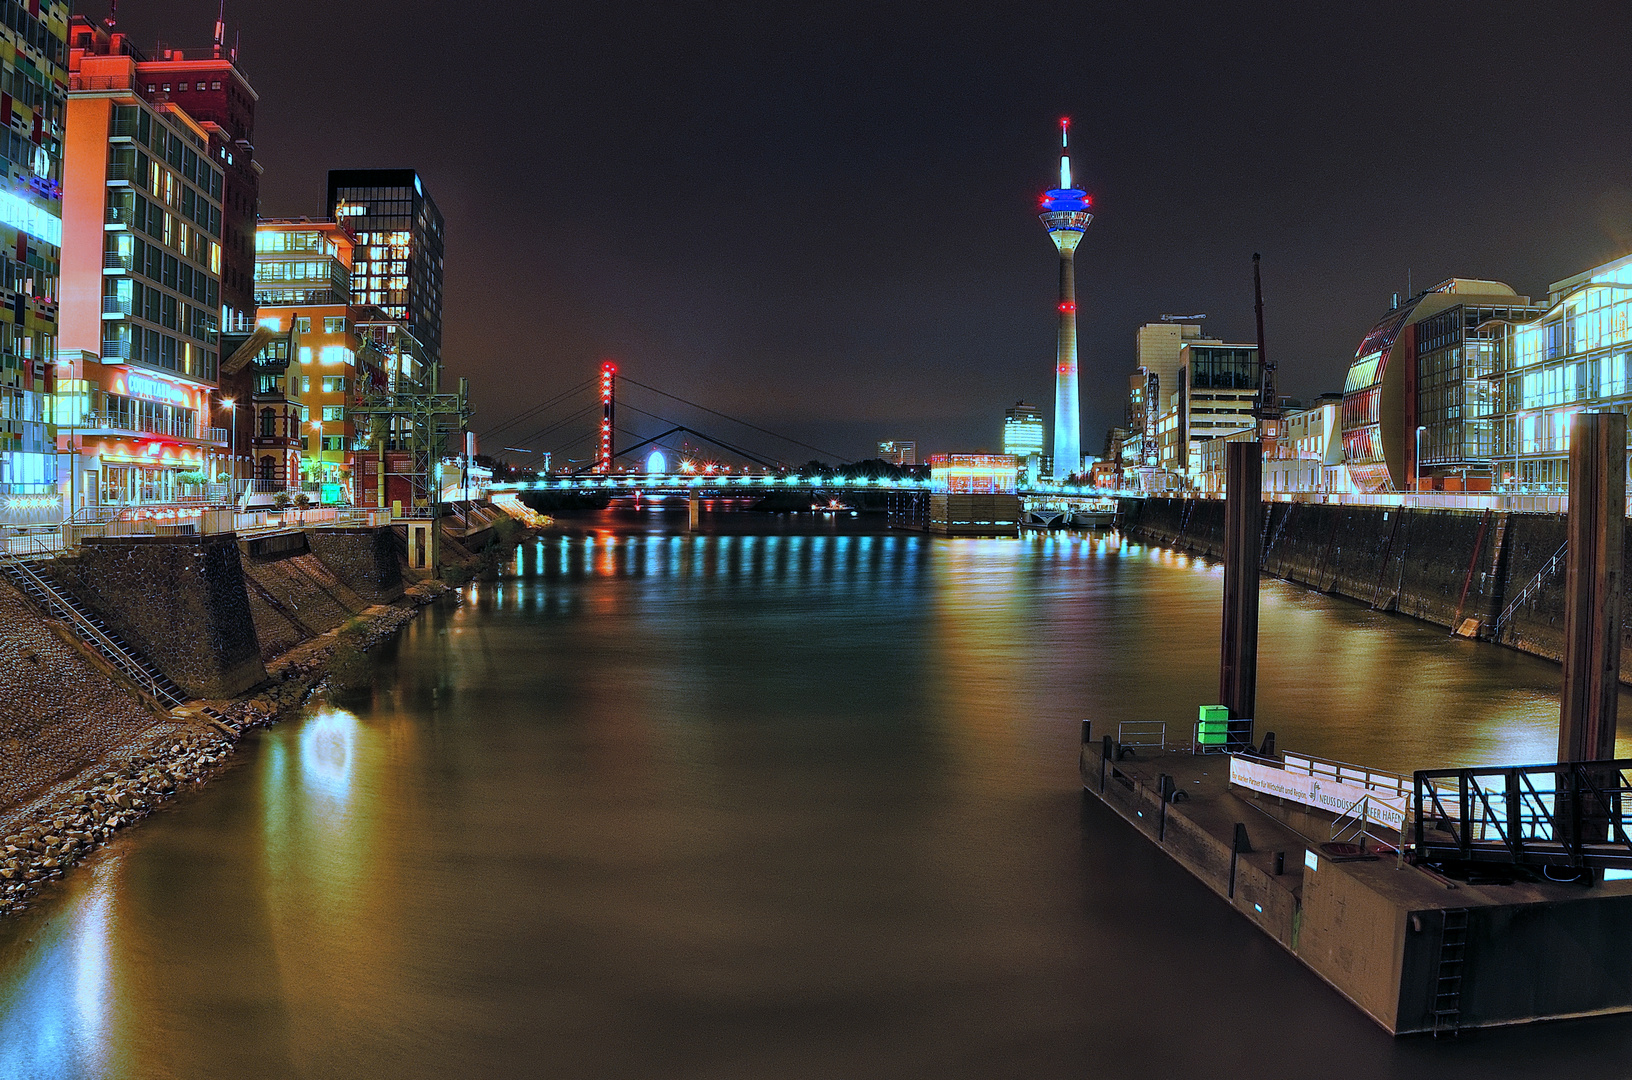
[478,362,1116,500]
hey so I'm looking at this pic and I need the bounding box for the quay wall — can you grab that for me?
[53,535,267,699]
[1117,499,1632,682]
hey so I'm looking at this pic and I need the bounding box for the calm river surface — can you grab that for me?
[4,509,1632,1079]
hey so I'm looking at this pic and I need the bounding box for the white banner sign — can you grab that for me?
[1230,756,1407,833]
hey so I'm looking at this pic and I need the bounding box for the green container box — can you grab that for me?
[1198,705,1229,723]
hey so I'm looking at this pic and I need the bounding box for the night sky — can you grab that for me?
[112,1,1632,463]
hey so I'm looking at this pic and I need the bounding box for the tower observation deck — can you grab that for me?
[1038,118,1093,480]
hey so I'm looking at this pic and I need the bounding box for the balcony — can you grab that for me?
[103,250,134,272]
[100,337,133,360]
[106,162,138,182]
[79,412,201,442]
[207,427,229,447]
[102,295,132,316]
[70,73,137,94]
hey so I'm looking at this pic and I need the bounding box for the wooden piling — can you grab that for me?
[1559,411,1626,764]
[1220,442,1262,729]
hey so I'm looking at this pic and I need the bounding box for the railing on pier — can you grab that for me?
[1116,721,1166,751]
[1414,760,1632,871]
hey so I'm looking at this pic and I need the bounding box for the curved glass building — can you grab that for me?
[1341,280,1536,492]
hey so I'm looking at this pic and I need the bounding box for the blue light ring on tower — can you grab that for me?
[1040,187,1092,216]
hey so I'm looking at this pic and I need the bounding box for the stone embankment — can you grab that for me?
[1117,498,1632,680]
[0,579,451,917]
[0,507,538,918]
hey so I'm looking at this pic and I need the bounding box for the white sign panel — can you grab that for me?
[1230,756,1407,833]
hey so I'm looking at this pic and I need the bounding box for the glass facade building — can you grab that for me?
[1161,343,1260,478]
[1494,252,1632,493]
[1340,279,1536,492]
[0,1,65,513]
[60,18,231,507]
[326,169,443,378]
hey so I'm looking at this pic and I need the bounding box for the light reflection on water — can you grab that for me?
[0,860,113,1080]
[0,524,1629,1078]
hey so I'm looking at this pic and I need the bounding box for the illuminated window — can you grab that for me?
[323,316,346,334]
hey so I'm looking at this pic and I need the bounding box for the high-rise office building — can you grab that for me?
[1002,401,1045,459]
[253,218,389,499]
[326,169,443,379]
[877,440,916,466]
[66,12,260,487]
[60,17,229,507]
[0,1,66,519]
[1037,118,1090,478]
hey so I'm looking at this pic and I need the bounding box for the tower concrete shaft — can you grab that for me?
[1052,235,1082,479]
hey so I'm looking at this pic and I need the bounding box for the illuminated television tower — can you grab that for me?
[1038,117,1092,480]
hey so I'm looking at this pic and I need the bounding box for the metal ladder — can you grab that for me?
[0,555,188,711]
[1370,510,1406,609]
[1432,908,1470,1037]
[1261,501,1294,571]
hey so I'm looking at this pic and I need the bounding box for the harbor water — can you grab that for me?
[3,510,1631,1078]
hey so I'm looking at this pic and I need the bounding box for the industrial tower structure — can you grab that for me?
[1038,118,1092,479]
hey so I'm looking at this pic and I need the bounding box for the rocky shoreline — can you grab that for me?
[0,577,457,919]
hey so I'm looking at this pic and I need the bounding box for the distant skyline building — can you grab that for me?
[1037,118,1091,478]
[877,440,915,466]
[326,169,443,380]
[1002,401,1045,459]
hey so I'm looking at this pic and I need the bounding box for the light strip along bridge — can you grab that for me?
[489,473,1125,497]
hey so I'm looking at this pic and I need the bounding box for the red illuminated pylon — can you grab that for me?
[598,360,617,473]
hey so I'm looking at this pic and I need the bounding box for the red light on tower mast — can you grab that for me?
[599,360,617,474]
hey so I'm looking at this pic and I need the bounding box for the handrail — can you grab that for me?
[1491,542,1568,638]
[1415,759,1632,870]
[1282,752,1412,799]
[0,555,185,710]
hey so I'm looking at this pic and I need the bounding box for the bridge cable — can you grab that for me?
[614,402,784,469]
[616,375,851,464]
[509,402,600,450]
[477,377,596,442]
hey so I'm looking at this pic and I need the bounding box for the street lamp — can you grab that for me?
[222,398,235,492]
[1415,425,1427,493]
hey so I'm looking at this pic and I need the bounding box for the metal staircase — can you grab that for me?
[1432,908,1470,1037]
[0,555,188,711]
[1490,541,1567,642]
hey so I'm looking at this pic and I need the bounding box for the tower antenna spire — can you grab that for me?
[214,1,225,58]
[1059,116,1071,189]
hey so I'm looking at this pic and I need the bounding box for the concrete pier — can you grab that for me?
[1082,733,1632,1034]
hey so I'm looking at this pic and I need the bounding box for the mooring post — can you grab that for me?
[1221,441,1262,748]
[1559,411,1625,764]
[688,490,700,531]
[1557,413,1625,879]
